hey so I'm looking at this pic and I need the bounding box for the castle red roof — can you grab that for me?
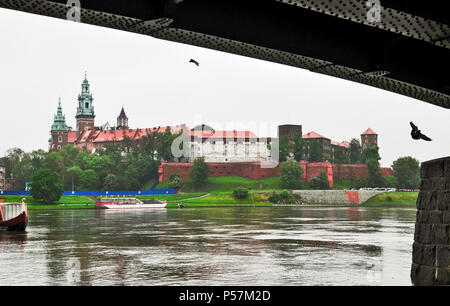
[70,125,185,144]
[68,131,78,143]
[362,128,377,135]
[302,131,329,140]
[331,140,350,148]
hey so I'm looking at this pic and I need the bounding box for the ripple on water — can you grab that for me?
[0,207,416,285]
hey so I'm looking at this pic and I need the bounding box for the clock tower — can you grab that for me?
[76,74,95,137]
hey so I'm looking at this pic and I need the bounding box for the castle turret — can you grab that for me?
[76,74,95,136]
[50,99,69,151]
[361,128,378,148]
[117,107,128,129]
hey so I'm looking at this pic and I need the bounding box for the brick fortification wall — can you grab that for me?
[159,161,392,184]
[411,157,450,285]
[159,162,281,182]
[332,164,393,180]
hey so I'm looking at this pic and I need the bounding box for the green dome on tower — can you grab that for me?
[76,73,95,118]
[51,99,69,132]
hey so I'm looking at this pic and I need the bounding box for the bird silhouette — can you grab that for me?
[410,122,432,141]
[189,59,200,66]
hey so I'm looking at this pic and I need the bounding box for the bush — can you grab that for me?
[310,172,330,190]
[233,187,249,200]
[170,173,181,181]
[268,190,302,204]
[386,196,393,202]
[268,192,280,203]
[169,173,183,189]
[280,160,304,189]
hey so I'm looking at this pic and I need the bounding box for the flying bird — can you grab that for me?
[410,122,432,141]
[189,59,200,66]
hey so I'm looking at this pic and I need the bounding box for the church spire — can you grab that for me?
[117,106,129,129]
[76,74,96,136]
[51,99,69,132]
[77,74,95,118]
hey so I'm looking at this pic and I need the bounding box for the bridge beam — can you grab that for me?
[411,157,450,285]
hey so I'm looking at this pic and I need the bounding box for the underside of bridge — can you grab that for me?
[0,0,449,108]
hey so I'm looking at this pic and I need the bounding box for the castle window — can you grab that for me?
[57,145,61,150]
[58,136,63,143]
[85,102,89,108]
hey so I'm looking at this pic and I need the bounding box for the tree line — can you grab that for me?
[0,128,180,192]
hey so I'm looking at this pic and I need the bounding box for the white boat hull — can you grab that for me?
[98,203,167,209]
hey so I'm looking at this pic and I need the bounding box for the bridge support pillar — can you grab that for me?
[411,157,450,285]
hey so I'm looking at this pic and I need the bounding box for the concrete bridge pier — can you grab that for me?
[411,157,450,285]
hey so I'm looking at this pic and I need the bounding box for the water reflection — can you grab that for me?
[0,207,416,286]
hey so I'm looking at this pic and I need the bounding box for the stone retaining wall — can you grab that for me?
[292,190,384,204]
[411,157,450,285]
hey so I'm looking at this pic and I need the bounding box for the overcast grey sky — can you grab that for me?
[0,8,448,167]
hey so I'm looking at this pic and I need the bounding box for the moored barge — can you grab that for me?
[0,199,29,231]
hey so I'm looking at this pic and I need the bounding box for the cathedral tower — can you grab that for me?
[76,74,95,136]
[361,128,378,148]
[50,99,69,151]
[117,107,129,129]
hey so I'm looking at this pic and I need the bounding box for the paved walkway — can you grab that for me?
[170,193,211,203]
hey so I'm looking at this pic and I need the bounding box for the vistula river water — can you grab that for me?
[0,207,416,286]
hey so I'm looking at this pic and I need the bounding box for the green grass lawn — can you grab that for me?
[27,204,97,210]
[362,192,418,207]
[136,193,206,202]
[332,178,353,190]
[181,191,271,205]
[141,178,158,190]
[2,195,96,205]
[156,175,284,193]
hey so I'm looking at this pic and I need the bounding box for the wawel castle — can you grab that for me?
[50,76,377,163]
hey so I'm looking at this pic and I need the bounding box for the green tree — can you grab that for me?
[30,168,64,203]
[43,151,65,182]
[384,175,399,188]
[4,148,26,178]
[190,157,209,187]
[290,133,304,161]
[362,145,380,163]
[59,145,80,168]
[392,156,420,189]
[79,169,100,191]
[66,166,83,190]
[157,128,181,162]
[308,140,322,162]
[280,160,303,189]
[333,147,349,164]
[278,136,290,162]
[349,139,362,164]
[11,153,34,190]
[30,149,46,172]
[366,158,385,187]
[103,173,121,191]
